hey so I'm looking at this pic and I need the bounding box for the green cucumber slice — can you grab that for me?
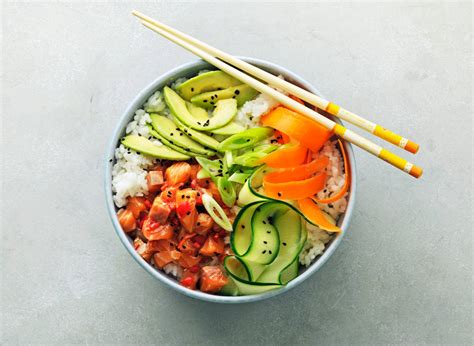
[257,208,305,284]
[231,201,266,256]
[164,87,237,131]
[223,256,282,295]
[240,203,282,265]
[149,114,215,156]
[202,194,232,231]
[121,135,190,160]
[172,117,221,152]
[229,172,252,184]
[279,258,299,284]
[218,127,274,151]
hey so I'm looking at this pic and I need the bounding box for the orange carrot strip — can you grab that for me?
[313,140,351,204]
[261,107,333,153]
[264,156,329,183]
[263,172,327,200]
[260,142,308,168]
[298,198,341,233]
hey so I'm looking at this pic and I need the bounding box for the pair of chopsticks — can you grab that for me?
[132,10,423,178]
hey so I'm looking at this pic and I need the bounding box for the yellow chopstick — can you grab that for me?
[132,10,419,155]
[133,13,423,179]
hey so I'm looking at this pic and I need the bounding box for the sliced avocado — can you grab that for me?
[176,71,242,100]
[164,87,237,131]
[147,125,205,158]
[121,135,190,160]
[172,117,222,152]
[149,114,215,156]
[210,122,246,135]
[190,84,259,109]
[186,101,208,121]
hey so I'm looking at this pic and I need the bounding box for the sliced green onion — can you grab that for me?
[225,150,234,167]
[217,177,236,207]
[196,168,210,179]
[195,156,222,180]
[229,172,252,184]
[202,194,233,231]
[217,127,274,151]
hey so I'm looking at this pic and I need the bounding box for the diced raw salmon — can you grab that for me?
[180,269,199,290]
[165,162,192,186]
[142,218,175,241]
[178,253,202,268]
[117,209,136,232]
[134,237,152,261]
[160,186,177,209]
[149,196,171,224]
[146,170,164,193]
[195,213,214,235]
[200,266,228,293]
[200,236,225,257]
[176,188,198,232]
[127,197,147,218]
[153,250,181,268]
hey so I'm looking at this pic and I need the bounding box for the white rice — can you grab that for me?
[234,75,286,128]
[111,109,161,207]
[299,223,333,267]
[163,263,183,279]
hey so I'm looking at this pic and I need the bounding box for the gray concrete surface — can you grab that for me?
[1,1,472,345]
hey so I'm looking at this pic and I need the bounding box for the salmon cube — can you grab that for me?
[200,266,228,293]
[146,170,164,193]
[149,196,171,224]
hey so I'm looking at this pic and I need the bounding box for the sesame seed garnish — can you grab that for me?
[268,250,272,255]
[282,242,287,246]
[262,250,266,254]
[191,88,194,92]
[277,192,282,197]
[186,211,191,216]
[263,241,267,244]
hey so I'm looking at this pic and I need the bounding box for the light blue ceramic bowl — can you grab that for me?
[105,57,356,303]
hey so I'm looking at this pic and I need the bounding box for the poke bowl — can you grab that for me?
[105,57,356,303]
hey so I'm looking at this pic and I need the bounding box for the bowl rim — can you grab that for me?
[104,57,357,303]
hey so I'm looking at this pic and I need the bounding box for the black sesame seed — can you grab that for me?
[180,133,183,136]
[197,222,201,226]
[218,160,223,164]
[263,220,266,225]
[246,139,250,142]
[282,242,287,246]
[232,95,236,99]
[188,134,192,137]
[186,211,191,215]
[170,141,174,144]
[203,100,208,103]
[269,250,272,255]
[210,101,214,105]
[234,89,240,95]
[109,159,113,162]
[197,122,201,125]
[249,116,253,120]
[277,192,282,197]
[266,231,271,234]
[218,169,222,173]
[263,241,267,244]
[210,96,214,100]
[186,195,190,199]
[262,250,267,254]
[176,128,180,131]
[170,133,174,136]
[241,225,245,229]
[181,194,185,198]
[185,148,191,152]
[191,88,194,92]
[214,94,218,98]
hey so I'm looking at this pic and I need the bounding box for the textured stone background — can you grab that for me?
[1,1,472,344]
